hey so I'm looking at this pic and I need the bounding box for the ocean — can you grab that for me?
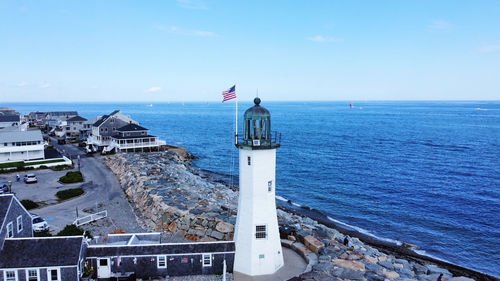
[6,101,500,277]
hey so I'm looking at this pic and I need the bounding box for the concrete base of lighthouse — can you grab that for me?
[233,148,284,276]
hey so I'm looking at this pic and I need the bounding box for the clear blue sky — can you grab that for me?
[1,0,499,102]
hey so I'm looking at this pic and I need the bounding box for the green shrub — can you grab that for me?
[21,199,39,210]
[59,171,83,183]
[56,188,84,200]
[57,224,92,238]
[51,164,73,171]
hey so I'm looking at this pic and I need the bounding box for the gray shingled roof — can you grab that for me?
[0,237,84,268]
[0,115,20,122]
[111,134,156,140]
[0,195,13,232]
[117,123,148,132]
[93,114,109,127]
[92,110,122,127]
[0,130,43,143]
[67,115,87,122]
[86,241,235,257]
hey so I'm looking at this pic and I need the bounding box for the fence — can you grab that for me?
[74,210,108,226]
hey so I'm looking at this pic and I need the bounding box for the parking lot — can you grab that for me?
[0,168,83,205]
[1,140,144,234]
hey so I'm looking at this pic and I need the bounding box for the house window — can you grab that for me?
[259,254,265,259]
[202,254,212,267]
[4,270,16,281]
[255,225,267,239]
[268,180,273,192]
[17,215,23,232]
[112,127,116,131]
[7,222,14,238]
[247,156,251,165]
[47,268,60,281]
[26,269,39,281]
[157,255,166,268]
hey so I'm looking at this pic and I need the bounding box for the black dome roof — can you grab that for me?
[244,98,270,120]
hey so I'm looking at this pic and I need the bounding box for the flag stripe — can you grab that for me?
[222,85,236,102]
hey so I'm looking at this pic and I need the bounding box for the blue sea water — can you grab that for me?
[6,101,500,277]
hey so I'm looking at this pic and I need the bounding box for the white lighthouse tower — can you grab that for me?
[233,97,284,276]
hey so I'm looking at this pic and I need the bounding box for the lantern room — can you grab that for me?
[236,98,280,149]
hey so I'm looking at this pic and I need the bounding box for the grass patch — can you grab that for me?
[26,159,66,165]
[51,164,73,171]
[57,224,92,239]
[21,199,39,210]
[59,171,83,183]
[56,187,84,201]
[0,159,66,171]
[0,161,24,169]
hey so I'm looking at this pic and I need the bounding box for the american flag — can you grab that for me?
[222,85,236,102]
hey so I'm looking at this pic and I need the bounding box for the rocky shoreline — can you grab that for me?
[104,151,497,281]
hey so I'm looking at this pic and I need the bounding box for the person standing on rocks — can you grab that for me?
[437,273,444,281]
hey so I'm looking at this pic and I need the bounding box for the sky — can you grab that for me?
[0,0,499,102]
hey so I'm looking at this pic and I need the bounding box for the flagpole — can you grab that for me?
[235,85,238,146]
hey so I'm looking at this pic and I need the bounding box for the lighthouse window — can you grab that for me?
[247,156,251,165]
[255,225,267,239]
[268,180,273,192]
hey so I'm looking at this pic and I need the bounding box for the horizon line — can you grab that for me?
[2,99,499,103]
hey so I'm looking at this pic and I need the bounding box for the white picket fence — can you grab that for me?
[73,210,107,226]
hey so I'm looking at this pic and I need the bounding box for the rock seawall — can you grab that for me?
[105,151,237,242]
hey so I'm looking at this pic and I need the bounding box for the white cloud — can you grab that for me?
[478,44,500,53]
[429,20,453,32]
[154,25,217,37]
[176,0,207,10]
[17,82,27,87]
[307,35,343,43]
[145,86,161,93]
[40,82,51,88]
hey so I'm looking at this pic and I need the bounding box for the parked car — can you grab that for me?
[78,141,87,148]
[0,184,9,193]
[57,137,66,145]
[31,214,49,232]
[24,174,38,183]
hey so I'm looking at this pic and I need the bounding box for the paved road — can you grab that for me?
[22,138,145,233]
[35,154,143,233]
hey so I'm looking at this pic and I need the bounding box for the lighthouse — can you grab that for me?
[233,97,284,276]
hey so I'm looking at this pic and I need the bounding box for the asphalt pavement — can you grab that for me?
[3,138,143,234]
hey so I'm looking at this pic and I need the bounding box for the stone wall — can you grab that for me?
[105,151,237,242]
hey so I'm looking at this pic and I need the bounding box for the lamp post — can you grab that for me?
[7,181,12,193]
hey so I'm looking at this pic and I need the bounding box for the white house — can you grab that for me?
[107,123,165,153]
[0,130,44,163]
